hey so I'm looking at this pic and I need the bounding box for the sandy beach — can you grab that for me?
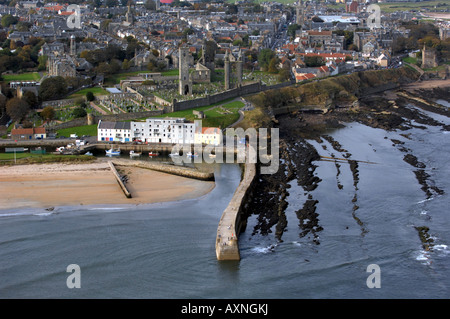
[0,161,215,211]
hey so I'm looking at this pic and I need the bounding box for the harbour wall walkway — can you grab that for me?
[215,162,256,261]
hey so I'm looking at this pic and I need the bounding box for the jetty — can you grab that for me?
[108,161,132,198]
[215,162,256,261]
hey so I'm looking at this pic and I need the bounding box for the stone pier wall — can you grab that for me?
[215,162,256,261]
[110,158,215,181]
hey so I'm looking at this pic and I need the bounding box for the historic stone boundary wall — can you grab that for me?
[50,110,163,131]
[172,80,294,113]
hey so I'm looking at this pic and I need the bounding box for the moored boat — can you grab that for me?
[186,152,198,158]
[130,150,141,157]
[106,148,121,156]
[148,151,159,156]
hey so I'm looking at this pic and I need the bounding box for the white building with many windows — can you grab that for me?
[97,118,224,145]
[131,118,197,144]
[97,120,132,142]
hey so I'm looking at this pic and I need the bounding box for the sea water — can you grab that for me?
[0,121,449,298]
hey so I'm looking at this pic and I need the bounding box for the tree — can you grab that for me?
[6,97,30,122]
[304,56,325,67]
[37,55,47,71]
[86,91,95,102]
[258,48,276,71]
[1,14,18,28]
[39,76,67,101]
[72,107,87,118]
[22,90,38,108]
[287,24,300,39]
[0,94,6,119]
[268,57,280,73]
[40,106,55,121]
[278,69,291,82]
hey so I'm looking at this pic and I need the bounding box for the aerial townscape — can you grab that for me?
[0,0,450,301]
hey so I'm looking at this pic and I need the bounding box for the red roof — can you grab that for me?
[11,127,46,135]
[296,73,316,81]
[42,5,65,11]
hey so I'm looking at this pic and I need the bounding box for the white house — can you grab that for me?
[98,118,222,145]
[97,120,132,142]
[195,127,222,146]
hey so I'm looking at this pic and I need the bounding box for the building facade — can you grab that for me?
[97,118,223,145]
[97,121,132,142]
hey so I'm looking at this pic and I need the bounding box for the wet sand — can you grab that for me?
[0,161,215,210]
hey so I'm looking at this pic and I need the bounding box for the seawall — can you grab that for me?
[215,162,256,261]
[108,161,132,198]
[110,158,215,181]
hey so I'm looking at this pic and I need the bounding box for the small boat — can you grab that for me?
[186,152,198,158]
[148,151,159,156]
[106,148,120,156]
[129,150,141,157]
[209,153,216,158]
[85,151,93,156]
[169,153,180,157]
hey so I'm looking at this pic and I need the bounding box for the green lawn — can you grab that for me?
[56,124,98,138]
[104,71,149,85]
[378,1,450,13]
[161,69,179,76]
[2,72,41,82]
[155,99,244,128]
[402,56,419,65]
[67,87,110,99]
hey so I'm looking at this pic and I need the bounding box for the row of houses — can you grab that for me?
[97,118,222,146]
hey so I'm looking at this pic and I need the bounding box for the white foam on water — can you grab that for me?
[251,245,277,254]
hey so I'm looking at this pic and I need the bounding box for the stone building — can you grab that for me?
[47,55,77,78]
[224,50,243,90]
[191,46,211,83]
[421,45,438,69]
[179,46,193,96]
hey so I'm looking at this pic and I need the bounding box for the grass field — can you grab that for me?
[67,87,110,99]
[378,1,450,13]
[56,124,98,138]
[2,72,41,82]
[154,99,244,128]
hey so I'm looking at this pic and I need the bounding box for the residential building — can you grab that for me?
[11,127,46,140]
[131,118,197,144]
[97,121,132,143]
[195,127,222,146]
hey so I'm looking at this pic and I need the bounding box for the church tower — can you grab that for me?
[296,0,304,27]
[236,49,243,87]
[179,46,192,95]
[126,3,134,25]
[70,35,76,56]
[224,50,231,90]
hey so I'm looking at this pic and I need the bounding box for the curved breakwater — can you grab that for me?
[215,162,256,261]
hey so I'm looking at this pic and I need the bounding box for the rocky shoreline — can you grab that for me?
[244,80,449,250]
